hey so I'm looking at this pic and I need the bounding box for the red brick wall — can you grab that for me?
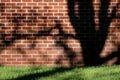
[0,0,120,66]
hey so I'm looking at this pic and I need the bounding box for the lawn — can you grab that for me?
[0,65,120,80]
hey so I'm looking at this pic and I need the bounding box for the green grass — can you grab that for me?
[0,65,120,80]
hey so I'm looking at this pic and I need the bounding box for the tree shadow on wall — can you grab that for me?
[68,0,120,66]
[0,1,78,66]
[52,20,78,66]
[114,47,120,64]
[0,15,77,79]
[0,4,77,66]
[0,1,120,80]
[0,0,119,67]
[0,4,78,79]
[102,31,120,65]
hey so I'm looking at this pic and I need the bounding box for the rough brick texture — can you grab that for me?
[0,0,120,66]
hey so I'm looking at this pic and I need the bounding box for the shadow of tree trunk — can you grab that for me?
[68,0,119,66]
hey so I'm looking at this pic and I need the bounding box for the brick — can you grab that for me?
[21,62,29,64]
[48,3,58,5]
[0,55,11,58]
[6,10,15,12]
[7,58,16,61]
[22,6,32,9]
[54,0,64,2]
[33,0,42,2]
[1,0,10,2]
[44,0,53,2]
[12,62,21,64]
[110,0,117,2]
[27,3,37,5]
[17,10,26,12]
[38,3,47,5]
[22,0,32,2]
[34,62,43,64]
[48,10,58,12]
[1,62,11,64]
[12,0,21,2]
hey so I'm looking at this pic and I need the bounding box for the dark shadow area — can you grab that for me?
[9,67,74,80]
[114,47,120,64]
[68,0,119,66]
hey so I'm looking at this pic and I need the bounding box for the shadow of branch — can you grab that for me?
[10,67,74,80]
